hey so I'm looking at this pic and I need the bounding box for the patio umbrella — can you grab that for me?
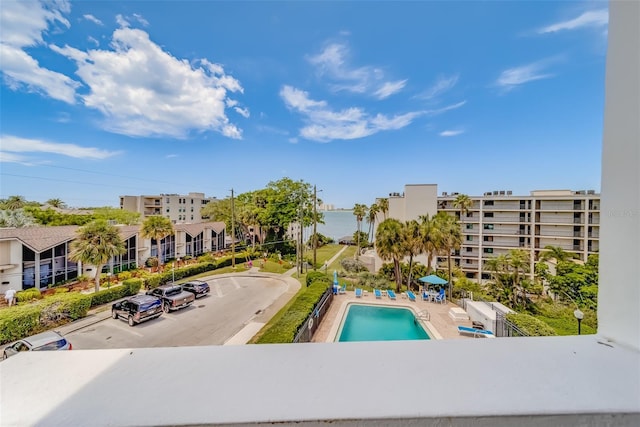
[333,270,339,286]
[418,274,448,286]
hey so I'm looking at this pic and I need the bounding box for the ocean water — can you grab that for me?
[316,210,359,241]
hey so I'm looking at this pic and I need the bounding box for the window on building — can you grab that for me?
[191,199,194,204]
[483,236,493,242]
[484,212,494,218]
[166,198,170,203]
[466,223,473,229]
[483,224,494,230]
[484,200,494,206]
[466,247,473,252]
[483,248,494,254]
[466,235,473,241]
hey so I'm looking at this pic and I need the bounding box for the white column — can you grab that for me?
[598,0,640,350]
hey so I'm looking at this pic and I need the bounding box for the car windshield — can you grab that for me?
[166,288,182,297]
[34,339,67,351]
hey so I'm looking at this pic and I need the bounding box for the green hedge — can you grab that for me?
[0,292,92,345]
[256,280,330,344]
[306,271,330,287]
[506,313,557,336]
[144,262,217,289]
[16,288,43,302]
[90,279,143,307]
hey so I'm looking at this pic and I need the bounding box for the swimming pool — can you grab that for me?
[337,304,430,342]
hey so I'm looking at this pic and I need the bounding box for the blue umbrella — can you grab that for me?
[418,274,448,286]
[333,270,339,286]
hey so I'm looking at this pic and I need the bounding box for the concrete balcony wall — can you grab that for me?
[538,200,576,210]
[538,225,574,237]
[538,212,575,224]
[485,201,522,210]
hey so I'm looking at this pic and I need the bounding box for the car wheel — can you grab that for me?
[112,310,118,319]
[2,351,7,360]
[163,303,170,313]
[128,316,135,327]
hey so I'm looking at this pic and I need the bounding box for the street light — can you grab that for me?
[574,308,584,335]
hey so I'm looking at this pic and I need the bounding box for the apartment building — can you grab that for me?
[120,192,218,224]
[0,222,225,292]
[376,184,600,281]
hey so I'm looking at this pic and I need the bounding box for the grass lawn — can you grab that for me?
[537,315,597,336]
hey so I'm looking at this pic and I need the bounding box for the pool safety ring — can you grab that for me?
[308,318,314,329]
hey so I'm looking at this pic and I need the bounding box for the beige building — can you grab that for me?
[376,184,600,281]
[120,192,218,224]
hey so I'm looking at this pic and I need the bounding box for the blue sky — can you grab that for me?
[1,1,608,209]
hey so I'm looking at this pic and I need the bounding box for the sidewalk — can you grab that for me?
[283,244,349,277]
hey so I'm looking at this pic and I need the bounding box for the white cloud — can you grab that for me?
[51,26,244,139]
[307,42,405,99]
[166,154,178,158]
[0,135,119,161]
[234,106,250,118]
[83,14,103,25]
[439,130,464,137]
[496,60,554,89]
[538,9,608,34]
[87,36,99,46]
[0,0,78,103]
[115,14,129,28]
[418,74,459,100]
[425,101,467,115]
[0,151,30,164]
[280,85,422,142]
[132,13,149,27]
[374,79,407,99]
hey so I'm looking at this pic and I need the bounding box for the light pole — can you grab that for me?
[574,308,584,335]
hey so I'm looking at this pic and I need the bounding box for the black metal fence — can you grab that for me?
[293,286,334,343]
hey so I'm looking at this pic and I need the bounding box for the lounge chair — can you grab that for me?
[374,289,382,299]
[387,290,397,300]
[434,289,446,304]
[421,291,431,302]
[457,325,495,338]
[338,284,347,294]
[406,291,416,302]
[355,288,363,298]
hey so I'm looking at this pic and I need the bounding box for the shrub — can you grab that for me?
[16,288,42,302]
[90,278,143,307]
[256,279,330,343]
[506,313,557,336]
[0,305,42,344]
[37,293,92,321]
[306,271,330,287]
[118,271,133,281]
[340,258,368,273]
[54,287,70,294]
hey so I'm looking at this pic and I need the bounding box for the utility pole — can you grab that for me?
[231,188,235,269]
[298,196,304,275]
[313,185,317,270]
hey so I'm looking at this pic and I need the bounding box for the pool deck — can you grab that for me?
[313,290,476,342]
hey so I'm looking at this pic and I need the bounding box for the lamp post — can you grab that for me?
[574,308,584,335]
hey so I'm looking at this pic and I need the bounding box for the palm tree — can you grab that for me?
[508,249,530,306]
[434,212,461,299]
[4,195,26,210]
[352,203,368,258]
[70,220,126,292]
[402,220,423,291]
[539,245,579,263]
[377,198,389,220]
[366,202,379,243]
[452,194,473,227]
[46,198,67,209]
[375,218,404,292]
[418,214,440,275]
[141,216,175,266]
[0,209,36,228]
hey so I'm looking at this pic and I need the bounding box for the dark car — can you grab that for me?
[3,331,72,359]
[112,295,163,326]
[146,284,195,312]
[180,280,210,298]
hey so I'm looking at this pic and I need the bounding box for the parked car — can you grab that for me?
[112,295,163,326]
[146,284,195,312]
[180,280,210,298]
[3,331,71,359]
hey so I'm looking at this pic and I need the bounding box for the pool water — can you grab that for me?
[338,304,430,342]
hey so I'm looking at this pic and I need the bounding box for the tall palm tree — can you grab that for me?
[375,218,404,292]
[378,198,389,220]
[4,195,26,210]
[352,203,368,258]
[539,245,579,263]
[46,198,67,209]
[453,194,473,224]
[402,220,423,291]
[366,202,379,243]
[418,214,440,275]
[434,212,461,299]
[141,216,175,266]
[508,249,530,306]
[70,220,126,292]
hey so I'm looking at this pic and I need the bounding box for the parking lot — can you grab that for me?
[64,274,293,349]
